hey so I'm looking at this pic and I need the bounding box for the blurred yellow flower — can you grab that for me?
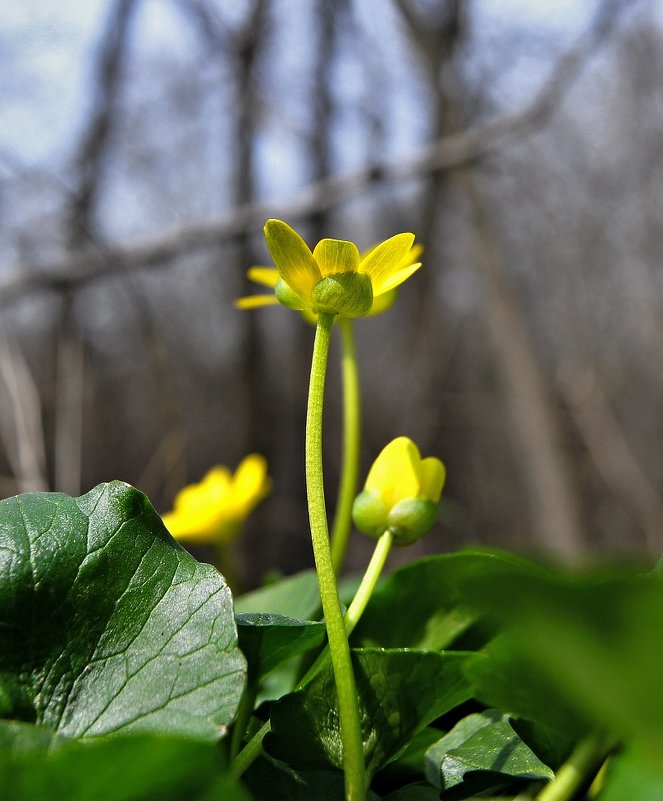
[352,437,445,546]
[235,220,422,319]
[161,455,270,545]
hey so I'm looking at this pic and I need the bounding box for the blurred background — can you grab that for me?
[1,0,663,586]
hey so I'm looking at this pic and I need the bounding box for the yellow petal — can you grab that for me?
[230,454,271,515]
[312,239,361,277]
[373,262,421,296]
[418,457,446,502]
[162,467,233,542]
[359,233,415,294]
[247,267,279,287]
[161,510,219,543]
[365,436,420,510]
[172,467,230,512]
[367,288,398,316]
[264,220,320,299]
[235,295,279,310]
[404,243,423,266]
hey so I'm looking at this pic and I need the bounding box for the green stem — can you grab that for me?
[229,718,270,781]
[305,312,366,801]
[535,734,609,801]
[303,530,393,683]
[342,529,392,635]
[229,530,393,782]
[330,318,361,577]
[229,678,257,760]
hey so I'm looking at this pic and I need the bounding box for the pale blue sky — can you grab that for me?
[0,0,608,168]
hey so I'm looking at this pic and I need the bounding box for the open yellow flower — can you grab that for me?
[352,437,445,545]
[235,220,422,319]
[161,455,270,545]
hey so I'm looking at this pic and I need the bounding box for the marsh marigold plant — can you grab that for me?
[161,454,270,545]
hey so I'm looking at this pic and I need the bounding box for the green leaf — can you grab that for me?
[379,785,442,801]
[234,571,329,700]
[598,748,663,801]
[424,710,553,794]
[463,634,591,737]
[0,720,64,755]
[236,612,326,679]
[509,717,576,771]
[243,754,345,801]
[455,558,663,753]
[376,726,447,787]
[0,721,250,801]
[352,551,525,651]
[0,482,246,740]
[265,648,472,778]
[234,568,359,621]
[234,569,321,619]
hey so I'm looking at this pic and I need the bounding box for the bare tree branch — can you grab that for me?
[68,0,140,245]
[0,328,48,493]
[560,366,663,556]
[0,0,631,306]
[54,331,84,496]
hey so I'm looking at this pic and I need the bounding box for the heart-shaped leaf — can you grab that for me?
[0,482,246,740]
[265,648,472,778]
[424,710,553,793]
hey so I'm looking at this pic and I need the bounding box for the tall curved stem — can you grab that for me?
[306,312,366,801]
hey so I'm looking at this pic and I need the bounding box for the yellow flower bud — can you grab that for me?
[352,437,445,546]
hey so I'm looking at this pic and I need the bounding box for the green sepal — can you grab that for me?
[352,489,388,539]
[388,498,437,546]
[275,277,306,310]
[312,272,373,317]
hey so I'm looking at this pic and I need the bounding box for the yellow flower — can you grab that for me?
[161,455,270,545]
[352,437,445,546]
[235,220,422,319]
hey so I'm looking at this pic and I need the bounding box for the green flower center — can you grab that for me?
[312,272,373,317]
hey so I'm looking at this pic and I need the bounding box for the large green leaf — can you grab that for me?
[598,748,663,801]
[424,710,553,794]
[265,648,472,778]
[0,482,246,740]
[463,634,591,737]
[352,551,527,651]
[0,721,250,801]
[455,558,663,753]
